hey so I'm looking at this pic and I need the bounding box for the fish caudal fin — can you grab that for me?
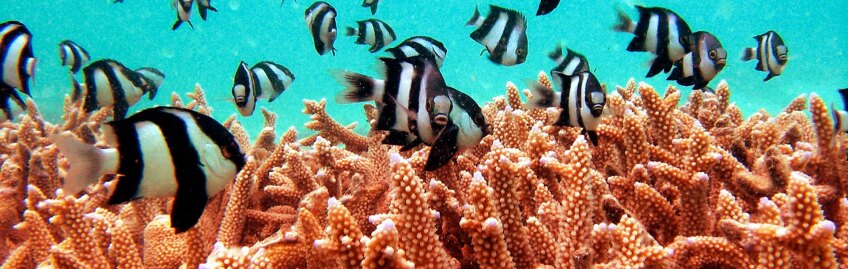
[613,8,635,33]
[466,6,481,26]
[741,48,756,61]
[548,43,563,60]
[334,71,378,103]
[50,132,114,195]
[525,77,558,110]
[345,26,358,37]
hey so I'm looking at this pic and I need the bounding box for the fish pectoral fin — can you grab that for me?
[764,73,777,81]
[647,56,672,78]
[425,124,459,171]
[480,48,487,56]
[170,186,208,233]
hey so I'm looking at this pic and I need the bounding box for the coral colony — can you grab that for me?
[0,76,847,268]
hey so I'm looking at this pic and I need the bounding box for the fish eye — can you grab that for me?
[516,48,525,56]
[709,50,717,59]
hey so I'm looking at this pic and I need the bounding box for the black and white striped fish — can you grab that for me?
[362,0,380,15]
[548,44,590,77]
[834,88,848,135]
[50,107,246,233]
[196,0,217,21]
[305,1,337,56]
[172,0,194,30]
[385,36,448,68]
[614,6,693,78]
[667,31,727,90]
[536,0,560,16]
[82,59,161,120]
[251,61,294,102]
[0,21,37,97]
[337,56,485,170]
[135,67,165,95]
[742,30,788,81]
[466,5,528,66]
[232,61,257,116]
[345,19,397,53]
[0,90,25,122]
[526,71,606,146]
[58,40,90,74]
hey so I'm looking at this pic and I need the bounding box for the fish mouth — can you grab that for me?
[235,96,245,103]
[778,54,788,61]
[434,114,449,126]
[716,58,727,66]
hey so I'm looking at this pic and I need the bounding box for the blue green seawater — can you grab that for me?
[2,0,847,137]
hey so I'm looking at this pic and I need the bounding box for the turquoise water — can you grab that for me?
[3,0,847,136]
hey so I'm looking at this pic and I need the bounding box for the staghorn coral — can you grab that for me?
[0,80,846,269]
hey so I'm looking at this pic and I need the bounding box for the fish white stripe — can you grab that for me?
[319,10,336,52]
[393,63,413,133]
[481,13,508,53]
[765,33,780,73]
[416,64,435,144]
[93,69,116,107]
[501,21,522,65]
[666,15,685,61]
[2,36,28,89]
[645,14,659,53]
[697,38,717,81]
[567,76,580,127]
[758,34,768,71]
[564,58,581,75]
[167,108,237,196]
[682,53,694,78]
[134,121,178,198]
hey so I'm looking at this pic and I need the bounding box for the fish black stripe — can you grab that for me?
[558,75,572,126]
[656,11,670,62]
[406,62,423,137]
[255,63,284,94]
[174,107,246,171]
[575,74,588,130]
[406,42,434,60]
[628,7,650,51]
[106,120,144,204]
[355,21,367,44]
[372,20,385,52]
[142,108,209,232]
[376,58,403,130]
[70,45,84,73]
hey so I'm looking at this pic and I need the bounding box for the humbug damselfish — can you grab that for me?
[51,106,246,232]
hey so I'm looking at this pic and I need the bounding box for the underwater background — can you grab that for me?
[2,0,847,136]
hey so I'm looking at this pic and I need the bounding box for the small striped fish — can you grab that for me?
[614,6,692,78]
[58,40,90,74]
[742,30,788,81]
[527,71,606,146]
[466,5,528,66]
[0,21,37,97]
[305,1,338,56]
[346,19,396,53]
[667,31,727,90]
[82,59,162,119]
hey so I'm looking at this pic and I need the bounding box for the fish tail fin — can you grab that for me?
[333,71,378,103]
[613,8,635,33]
[50,131,112,195]
[548,43,563,60]
[345,26,358,37]
[525,78,557,110]
[741,48,756,61]
[466,6,481,26]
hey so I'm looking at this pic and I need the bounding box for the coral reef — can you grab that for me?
[0,77,847,269]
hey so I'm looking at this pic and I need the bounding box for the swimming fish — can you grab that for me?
[336,56,473,170]
[667,31,727,90]
[196,0,218,21]
[305,1,338,56]
[251,61,294,102]
[614,6,693,78]
[135,67,166,95]
[82,59,161,120]
[0,90,25,122]
[58,40,90,74]
[232,61,257,116]
[466,5,528,66]
[345,19,397,53]
[0,21,37,97]
[536,0,560,16]
[385,36,448,68]
[172,0,194,30]
[50,106,246,233]
[526,71,606,146]
[742,30,788,81]
[362,0,380,15]
[834,88,848,135]
[549,44,590,77]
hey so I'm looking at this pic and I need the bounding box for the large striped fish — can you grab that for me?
[526,71,606,146]
[614,6,692,78]
[82,59,162,120]
[50,107,246,233]
[345,19,396,53]
[58,40,90,74]
[305,1,338,56]
[385,36,448,68]
[742,30,788,81]
[336,56,487,170]
[0,21,37,97]
[466,5,528,66]
[667,31,727,90]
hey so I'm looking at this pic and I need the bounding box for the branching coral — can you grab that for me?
[0,79,846,269]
